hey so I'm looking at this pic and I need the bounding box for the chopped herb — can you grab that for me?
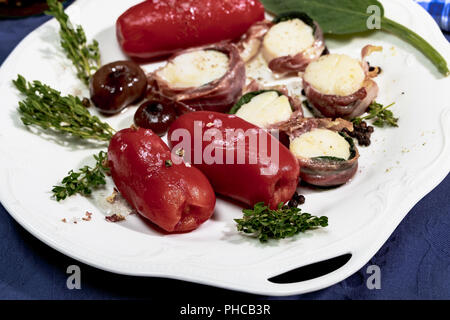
[45,0,101,85]
[352,101,398,128]
[13,75,115,142]
[235,202,328,243]
[52,151,109,201]
[165,160,173,167]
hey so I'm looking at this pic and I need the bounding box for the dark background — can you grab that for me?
[0,0,449,299]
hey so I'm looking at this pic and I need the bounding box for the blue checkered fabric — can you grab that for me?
[416,0,450,31]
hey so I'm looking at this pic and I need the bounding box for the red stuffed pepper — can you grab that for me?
[117,0,265,60]
[168,111,300,209]
[108,127,215,233]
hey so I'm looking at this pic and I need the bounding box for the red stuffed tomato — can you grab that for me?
[168,111,300,209]
[116,0,265,60]
[108,127,216,233]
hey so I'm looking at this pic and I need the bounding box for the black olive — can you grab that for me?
[90,61,147,115]
[134,101,177,136]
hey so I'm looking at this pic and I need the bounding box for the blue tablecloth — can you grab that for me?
[0,1,449,300]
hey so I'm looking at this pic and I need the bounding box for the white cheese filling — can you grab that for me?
[235,91,293,128]
[290,128,351,160]
[157,50,229,88]
[262,19,315,62]
[304,54,365,96]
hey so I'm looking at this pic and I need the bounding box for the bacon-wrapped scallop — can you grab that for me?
[236,12,325,73]
[148,43,246,114]
[263,13,326,74]
[303,47,382,120]
[279,117,359,187]
[229,85,303,129]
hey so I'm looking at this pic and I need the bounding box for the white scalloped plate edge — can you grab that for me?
[0,0,448,296]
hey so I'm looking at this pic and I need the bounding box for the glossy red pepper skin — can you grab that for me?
[116,0,265,60]
[168,112,300,209]
[108,128,215,233]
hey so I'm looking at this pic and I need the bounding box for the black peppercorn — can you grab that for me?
[288,192,306,208]
[344,121,374,147]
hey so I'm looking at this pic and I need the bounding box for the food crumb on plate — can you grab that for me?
[106,189,118,204]
[105,214,126,223]
[82,211,93,221]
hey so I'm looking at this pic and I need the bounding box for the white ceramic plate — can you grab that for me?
[0,0,449,296]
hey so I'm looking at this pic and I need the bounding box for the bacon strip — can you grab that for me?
[148,43,246,114]
[277,116,354,137]
[237,21,273,63]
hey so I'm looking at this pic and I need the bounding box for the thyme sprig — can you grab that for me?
[235,202,328,243]
[52,151,109,201]
[352,101,399,128]
[45,0,101,85]
[13,75,114,141]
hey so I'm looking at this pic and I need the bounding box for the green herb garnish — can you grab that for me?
[235,202,328,243]
[260,0,449,76]
[352,101,398,128]
[52,151,109,201]
[45,0,101,85]
[14,75,115,201]
[273,11,315,29]
[339,131,357,158]
[13,75,115,141]
[229,90,284,114]
[165,160,173,168]
[312,156,346,162]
